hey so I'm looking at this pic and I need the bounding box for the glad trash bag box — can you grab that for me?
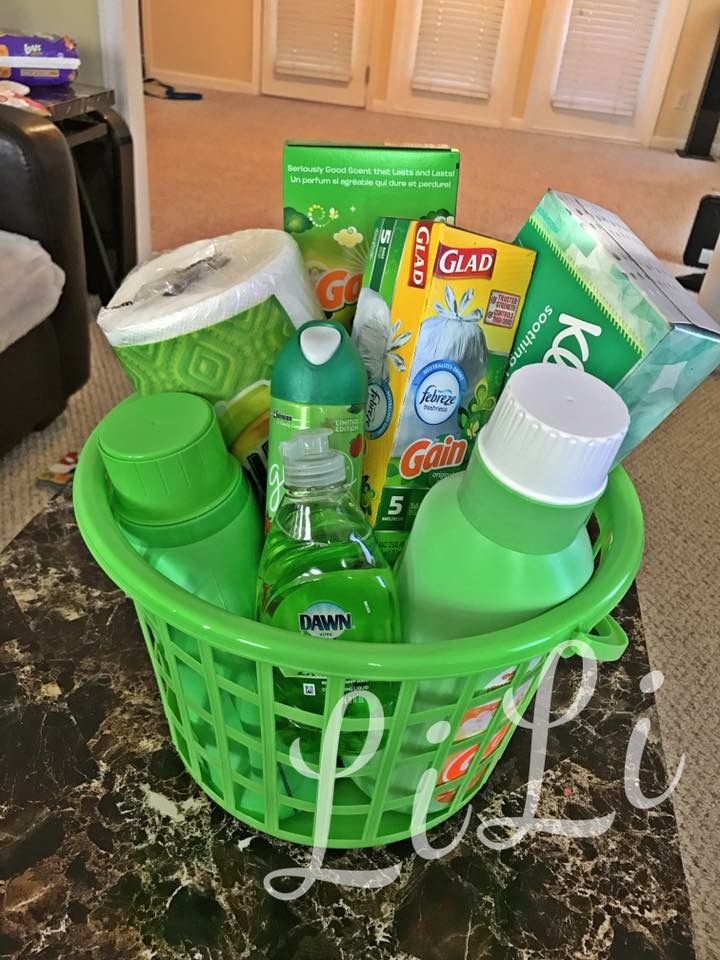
[507,191,720,458]
[283,143,460,327]
[353,217,536,564]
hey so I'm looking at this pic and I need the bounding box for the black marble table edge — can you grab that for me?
[0,489,697,960]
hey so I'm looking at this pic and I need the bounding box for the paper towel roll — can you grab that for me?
[99,230,321,345]
[98,230,323,495]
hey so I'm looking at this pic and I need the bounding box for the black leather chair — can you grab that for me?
[0,105,91,456]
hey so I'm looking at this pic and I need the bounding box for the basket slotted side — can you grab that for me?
[74,430,644,848]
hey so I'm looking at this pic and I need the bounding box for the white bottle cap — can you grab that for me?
[281,428,347,488]
[300,325,341,366]
[477,363,630,505]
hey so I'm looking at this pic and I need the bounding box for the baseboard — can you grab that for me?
[367,98,392,114]
[652,133,720,158]
[650,134,686,153]
[144,67,259,96]
[367,97,502,128]
[508,116,645,147]
[369,103,656,146]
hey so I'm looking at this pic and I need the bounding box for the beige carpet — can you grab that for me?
[0,324,131,547]
[3,90,720,958]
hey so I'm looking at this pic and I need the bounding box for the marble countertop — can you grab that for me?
[0,492,695,959]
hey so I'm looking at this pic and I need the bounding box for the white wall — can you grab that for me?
[97,0,151,260]
[2,0,151,261]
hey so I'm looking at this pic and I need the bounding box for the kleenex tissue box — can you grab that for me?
[506,190,720,459]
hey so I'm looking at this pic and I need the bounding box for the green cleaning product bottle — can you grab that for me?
[265,320,367,527]
[360,363,630,811]
[257,428,400,758]
[96,392,281,815]
[97,392,262,612]
[397,362,630,640]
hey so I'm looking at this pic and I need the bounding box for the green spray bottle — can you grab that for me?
[265,320,367,527]
[96,392,299,817]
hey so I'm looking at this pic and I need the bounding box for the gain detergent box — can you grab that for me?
[283,143,460,327]
[508,191,720,458]
[353,217,536,564]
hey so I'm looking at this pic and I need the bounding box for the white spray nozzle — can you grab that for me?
[280,428,347,489]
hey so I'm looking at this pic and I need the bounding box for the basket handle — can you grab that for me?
[561,615,629,662]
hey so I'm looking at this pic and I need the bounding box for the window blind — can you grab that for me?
[412,0,507,100]
[274,0,356,83]
[552,0,661,117]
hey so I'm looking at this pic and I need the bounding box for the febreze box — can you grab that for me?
[353,217,536,563]
[508,191,720,458]
[283,142,460,327]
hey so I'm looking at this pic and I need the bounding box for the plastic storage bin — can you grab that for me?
[73,425,643,848]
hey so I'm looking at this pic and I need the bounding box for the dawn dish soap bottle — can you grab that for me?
[257,428,401,752]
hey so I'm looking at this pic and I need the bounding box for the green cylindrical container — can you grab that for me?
[370,365,631,806]
[95,393,284,816]
[397,364,631,642]
[265,320,367,525]
[97,392,262,615]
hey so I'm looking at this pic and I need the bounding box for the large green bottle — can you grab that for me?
[365,364,631,810]
[265,321,367,527]
[96,392,281,815]
[97,392,262,614]
[257,428,400,759]
[397,363,630,641]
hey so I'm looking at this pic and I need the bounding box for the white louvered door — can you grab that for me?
[261,0,373,106]
[524,0,690,144]
[382,0,531,125]
[552,0,661,117]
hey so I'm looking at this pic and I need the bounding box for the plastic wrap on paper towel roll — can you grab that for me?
[98,230,324,497]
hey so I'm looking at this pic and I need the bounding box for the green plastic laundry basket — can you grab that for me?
[73,426,644,849]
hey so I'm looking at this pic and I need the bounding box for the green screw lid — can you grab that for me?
[271,320,368,404]
[97,392,239,526]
